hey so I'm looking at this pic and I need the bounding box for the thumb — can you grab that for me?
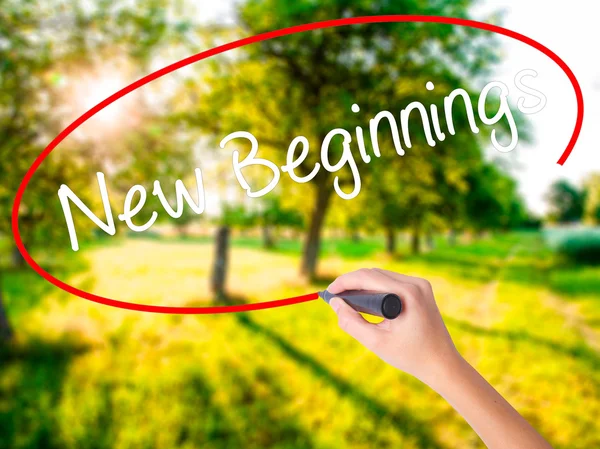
[330,297,380,348]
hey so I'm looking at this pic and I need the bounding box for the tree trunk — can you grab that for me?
[176,225,188,238]
[262,225,275,249]
[211,226,230,300]
[411,227,421,255]
[351,230,360,243]
[0,276,13,342]
[426,232,435,250]
[300,185,332,279]
[448,229,457,246]
[12,244,24,268]
[385,227,396,254]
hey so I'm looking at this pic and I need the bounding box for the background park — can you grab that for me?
[2,0,600,448]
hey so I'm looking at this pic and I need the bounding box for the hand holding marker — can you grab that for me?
[319,289,402,319]
[326,268,554,449]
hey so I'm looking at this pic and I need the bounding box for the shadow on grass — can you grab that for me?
[311,274,337,286]
[545,264,600,300]
[223,366,322,448]
[1,249,91,321]
[183,361,327,447]
[236,314,445,448]
[213,293,447,449]
[176,369,248,448]
[446,317,600,374]
[0,338,92,449]
[1,332,318,449]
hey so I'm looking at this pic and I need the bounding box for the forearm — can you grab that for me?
[428,355,552,449]
[327,269,553,448]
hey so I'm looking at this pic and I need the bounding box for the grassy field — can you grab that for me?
[1,231,600,449]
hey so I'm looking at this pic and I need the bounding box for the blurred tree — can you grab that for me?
[208,204,255,299]
[259,196,304,248]
[0,0,192,341]
[1,0,52,265]
[188,0,501,277]
[107,121,200,233]
[327,193,372,245]
[546,179,586,224]
[1,0,55,341]
[0,295,11,341]
[464,162,524,234]
[173,206,203,238]
[366,138,476,255]
[222,203,257,231]
[363,77,528,254]
[211,225,229,299]
[583,173,600,225]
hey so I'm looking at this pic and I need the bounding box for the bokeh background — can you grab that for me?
[2,1,600,448]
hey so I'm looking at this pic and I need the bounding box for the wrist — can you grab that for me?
[420,348,470,394]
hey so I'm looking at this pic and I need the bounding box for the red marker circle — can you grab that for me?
[12,15,584,314]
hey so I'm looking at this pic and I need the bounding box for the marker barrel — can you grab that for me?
[319,290,402,319]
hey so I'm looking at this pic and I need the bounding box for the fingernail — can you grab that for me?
[329,297,342,313]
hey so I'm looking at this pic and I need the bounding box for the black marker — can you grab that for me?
[319,290,402,319]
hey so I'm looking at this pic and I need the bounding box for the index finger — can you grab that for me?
[372,268,430,289]
[328,268,400,295]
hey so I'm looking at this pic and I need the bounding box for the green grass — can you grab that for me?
[1,232,600,449]
[128,233,391,259]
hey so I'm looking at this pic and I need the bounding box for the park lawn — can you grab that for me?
[1,232,600,449]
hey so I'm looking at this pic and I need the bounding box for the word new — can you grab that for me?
[58,169,205,251]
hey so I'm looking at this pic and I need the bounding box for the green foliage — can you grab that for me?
[185,0,507,271]
[223,204,256,230]
[261,197,304,229]
[0,0,55,243]
[221,203,257,229]
[0,0,193,253]
[464,162,527,232]
[551,227,600,265]
[546,179,586,223]
[583,173,600,224]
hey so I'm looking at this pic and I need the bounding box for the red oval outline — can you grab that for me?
[12,15,584,314]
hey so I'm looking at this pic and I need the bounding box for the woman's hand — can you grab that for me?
[327,268,459,386]
[327,268,554,449]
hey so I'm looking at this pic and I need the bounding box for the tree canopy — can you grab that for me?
[184,0,510,275]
